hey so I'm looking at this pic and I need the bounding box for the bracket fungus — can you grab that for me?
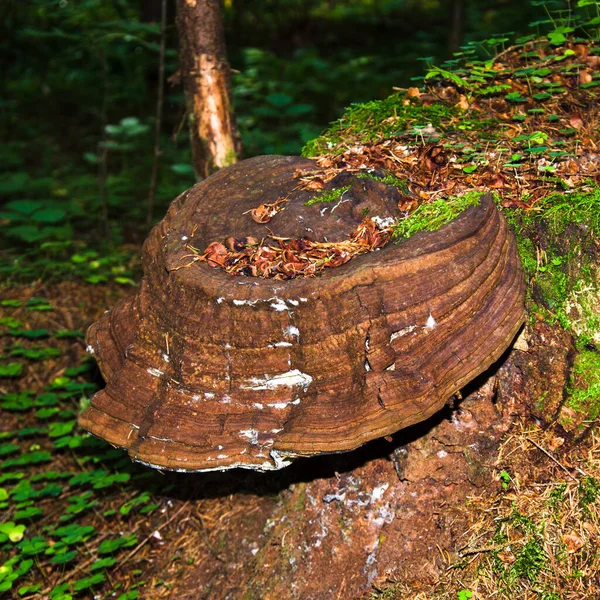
[79,155,526,472]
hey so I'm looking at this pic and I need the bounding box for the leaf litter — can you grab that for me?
[179,37,600,280]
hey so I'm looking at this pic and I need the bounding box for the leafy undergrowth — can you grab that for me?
[0,285,215,599]
[301,28,600,214]
[298,21,600,348]
[371,424,600,600]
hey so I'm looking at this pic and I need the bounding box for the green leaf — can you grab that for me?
[55,329,84,339]
[48,420,76,438]
[265,93,293,107]
[120,492,151,515]
[17,560,33,576]
[0,488,8,500]
[32,208,66,224]
[120,117,140,128]
[5,200,44,215]
[0,522,26,543]
[35,407,60,419]
[72,573,105,591]
[1,299,22,307]
[554,49,576,62]
[6,328,50,338]
[0,443,20,457]
[49,551,78,565]
[18,584,41,595]
[98,535,138,555]
[49,583,71,598]
[105,124,122,135]
[93,472,130,489]
[462,164,478,174]
[170,163,195,176]
[114,277,136,285]
[0,472,25,484]
[0,392,34,411]
[26,298,53,311]
[0,363,23,377]
[90,557,117,571]
[505,92,527,102]
[35,392,59,407]
[0,317,22,328]
[18,536,48,555]
[14,506,43,520]
[2,450,52,468]
[11,346,61,361]
[52,523,95,543]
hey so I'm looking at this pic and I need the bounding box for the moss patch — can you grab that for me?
[531,188,600,238]
[506,188,600,343]
[392,191,482,240]
[302,96,457,158]
[304,185,351,206]
[356,172,409,194]
[566,350,600,422]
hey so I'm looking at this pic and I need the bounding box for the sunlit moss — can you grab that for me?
[392,191,482,239]
[566,350,600,421]
[302,95,457,157]
[304,185,351,205]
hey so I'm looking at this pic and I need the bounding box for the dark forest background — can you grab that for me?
[1,0,551,282]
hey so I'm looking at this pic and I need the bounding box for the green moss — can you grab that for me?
[302,95,457,157]
[505,187,600,342]
[356,172,409,194]
[392,191,482,240]
[293,483,306,511]
[304,185,351,206]
[566,350,600,421]
[534,188,600,237]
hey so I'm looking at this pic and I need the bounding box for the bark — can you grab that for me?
[176,0,240,179]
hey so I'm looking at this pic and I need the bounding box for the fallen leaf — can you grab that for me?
[563,532,584,553]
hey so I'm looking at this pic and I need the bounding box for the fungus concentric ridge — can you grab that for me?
[79,155,526,472]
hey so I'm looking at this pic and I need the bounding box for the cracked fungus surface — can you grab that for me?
[79,155,526,472]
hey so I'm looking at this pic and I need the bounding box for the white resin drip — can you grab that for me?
[241,369,312,391]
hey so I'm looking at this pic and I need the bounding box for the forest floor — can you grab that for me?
[1,280,598,600]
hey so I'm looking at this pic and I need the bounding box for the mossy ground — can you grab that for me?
[301,27,600,402]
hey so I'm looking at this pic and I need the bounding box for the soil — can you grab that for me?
[1,280,577,599]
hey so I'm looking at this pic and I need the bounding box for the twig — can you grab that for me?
[146,0,168,229]
[526,437,586,480]
[121,500,190,564]
[97,45,111,242]
[459,544,506,557]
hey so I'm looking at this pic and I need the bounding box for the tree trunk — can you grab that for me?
[448,0,465,54]
[176,0,240,179]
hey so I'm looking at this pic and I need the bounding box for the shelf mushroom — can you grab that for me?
[79,155,526,472]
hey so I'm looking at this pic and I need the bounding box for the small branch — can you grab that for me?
[526,437,586,480]
[98,45,111,242]
[459,544,506,557]
[121,500,189,564]
[146,0,168,229]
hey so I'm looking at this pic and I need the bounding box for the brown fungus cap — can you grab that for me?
[79,155,526,472]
